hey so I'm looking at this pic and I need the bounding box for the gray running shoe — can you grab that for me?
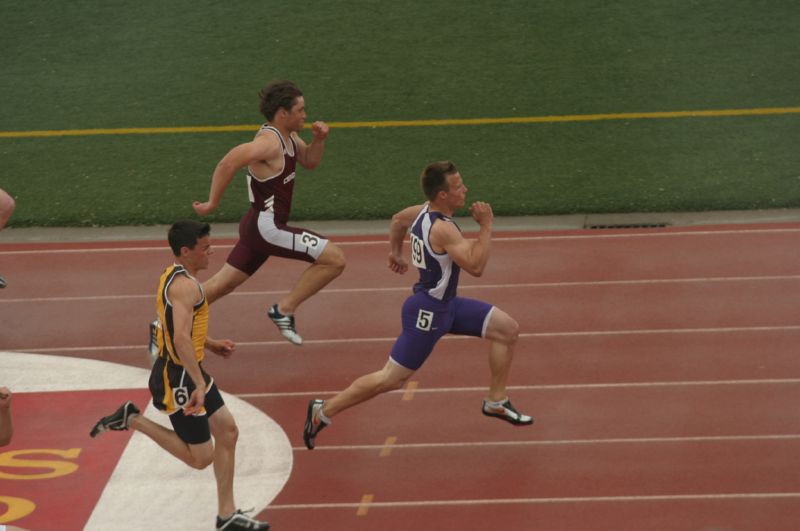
[90,401,140,437]
[481,399,533,425]
[267,304,303,345]
[303,399,329,449]
[148,319,161,363]
[216,508,270,530]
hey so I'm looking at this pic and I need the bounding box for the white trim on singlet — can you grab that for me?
[418,207,455,301]
[163,265,205,309]
[247,125,295,183]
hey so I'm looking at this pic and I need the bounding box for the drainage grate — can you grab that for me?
[586,222,670,230]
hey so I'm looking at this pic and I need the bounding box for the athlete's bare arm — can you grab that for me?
[294,121,329,170]
[205,337,235,359]
[431,201,493,277]
[388,204,425,274]
[168,276,208,415]
[193,134,282,216]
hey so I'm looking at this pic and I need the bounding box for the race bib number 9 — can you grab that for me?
[410,234,426,268]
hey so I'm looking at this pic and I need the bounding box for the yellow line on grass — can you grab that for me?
[2,106,798,138]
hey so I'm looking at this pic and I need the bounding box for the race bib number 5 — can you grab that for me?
[416,309,434,331]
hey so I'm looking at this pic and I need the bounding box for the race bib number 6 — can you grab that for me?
[173,386,190,409]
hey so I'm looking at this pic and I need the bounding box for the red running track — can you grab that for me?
[1,222,799,530]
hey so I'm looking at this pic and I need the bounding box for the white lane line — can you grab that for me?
[2,275,799,303]
[13,325,800,354]
[237,377,800,399]
[290,433,800,452]
[1,226,798,255]
[267,491,800,511]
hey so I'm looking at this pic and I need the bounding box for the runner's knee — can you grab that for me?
[378,367,412,393]
[489,311,519,345]
[187,451,214,470]
[320,244,346,274]
[506,317,520,344]
[215,420,239,447]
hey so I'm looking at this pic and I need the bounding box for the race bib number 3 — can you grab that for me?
[298,231,322,249]
[416,309,434,331]
[410,234,426,268]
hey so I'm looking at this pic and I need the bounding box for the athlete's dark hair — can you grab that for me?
[420,160,458,201]
[168,220,211,256]
[259,80,303,121]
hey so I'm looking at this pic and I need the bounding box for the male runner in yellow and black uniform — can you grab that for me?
[90,220,270,531]
[150,259,215,422]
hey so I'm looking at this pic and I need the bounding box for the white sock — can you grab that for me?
[485,397,509,408]
[317,405,331,425]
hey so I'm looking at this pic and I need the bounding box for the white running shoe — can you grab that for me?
[267,304,303,345]
[482,398,533,425]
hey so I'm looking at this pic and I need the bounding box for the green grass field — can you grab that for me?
[1,1,798,227]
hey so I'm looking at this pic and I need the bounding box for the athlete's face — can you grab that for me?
[183,235,213,272]
[443,172,468,209]
[285,97,307,132]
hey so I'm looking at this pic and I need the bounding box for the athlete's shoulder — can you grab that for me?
[429,214,462,247]
[166,269,200,293]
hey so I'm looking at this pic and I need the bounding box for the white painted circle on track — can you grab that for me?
[0,351,292,531]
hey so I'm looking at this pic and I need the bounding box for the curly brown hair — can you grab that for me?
[258,80,303,121]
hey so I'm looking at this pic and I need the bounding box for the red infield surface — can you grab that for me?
[1,221,799,530]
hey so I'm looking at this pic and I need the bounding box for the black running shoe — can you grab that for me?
[303,399,329,449]
[216,508,270,530]
[482,399,533,426]
[0,275,6,289]
[267,304,303,345]
[90,401,140,437]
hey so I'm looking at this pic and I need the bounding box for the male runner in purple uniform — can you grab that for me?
[192,80,345,345]
[303,160,532,449]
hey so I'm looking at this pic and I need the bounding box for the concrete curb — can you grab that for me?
[0,208,797,243]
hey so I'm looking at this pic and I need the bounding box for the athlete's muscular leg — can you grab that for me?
[208,405,239,518]
[322,359,414,419]
[278,242,345,314]
[483,307,520,402]
[128,415,214,470]
[0,188,15,230]
[203,264,251,304]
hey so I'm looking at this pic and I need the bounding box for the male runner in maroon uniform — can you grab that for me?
[192,80,345,345]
